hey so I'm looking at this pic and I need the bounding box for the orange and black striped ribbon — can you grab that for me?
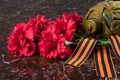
[65,38,97,67]
[94,46,117,78]
[108,35,120,60]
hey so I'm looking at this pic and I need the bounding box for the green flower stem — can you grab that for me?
[65,39,110,47]
[97,39,110,46]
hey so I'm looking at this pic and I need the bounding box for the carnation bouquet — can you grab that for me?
[7,13,83,59]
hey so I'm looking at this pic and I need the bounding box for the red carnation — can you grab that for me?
[63,13,82,24]
[54,13,82,41]
[27,14,52,43]
[7,22,36,57]
[38,26,73,59]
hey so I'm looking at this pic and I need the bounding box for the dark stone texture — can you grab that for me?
[0,0,120,80]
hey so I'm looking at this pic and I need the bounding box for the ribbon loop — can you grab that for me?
[94,46,117,78]
[65,38,97,67]
[108,35,120,60]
